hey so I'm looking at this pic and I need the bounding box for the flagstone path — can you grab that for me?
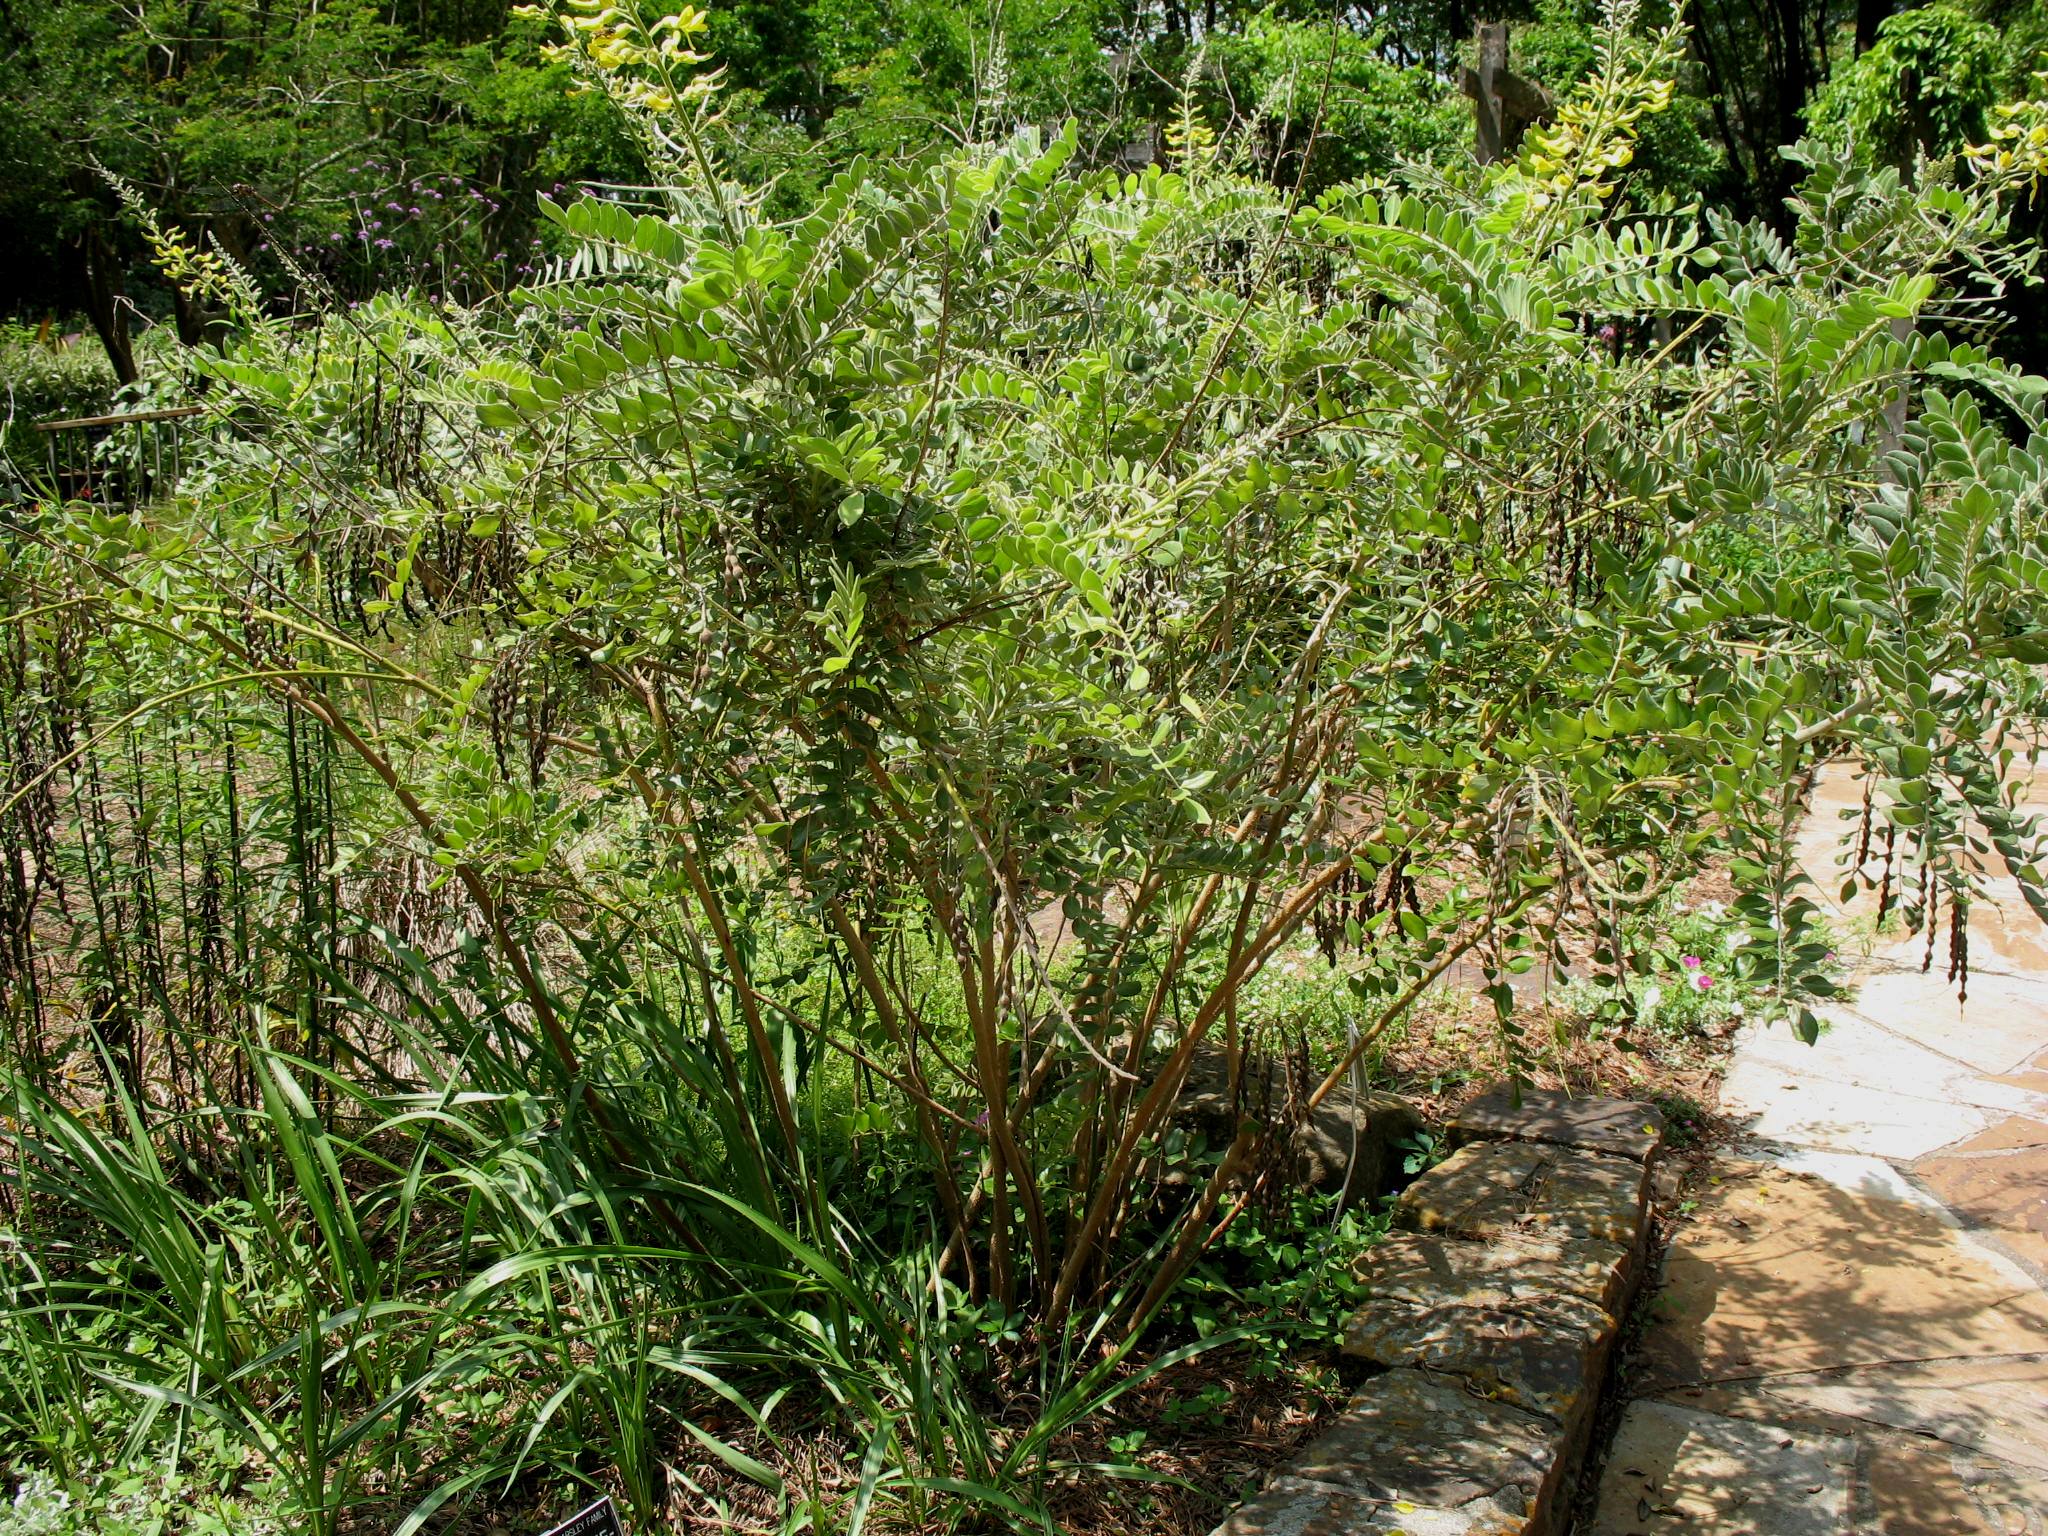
[1584,760,2048,1536]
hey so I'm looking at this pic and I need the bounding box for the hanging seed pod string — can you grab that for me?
[1922,858,1940,974]
[1947,885,1969,1001]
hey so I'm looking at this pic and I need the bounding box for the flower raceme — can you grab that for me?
[1967,67,2048,188]
[518,0,717,114]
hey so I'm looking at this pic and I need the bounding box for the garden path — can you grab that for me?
[1582,759,2048,1535]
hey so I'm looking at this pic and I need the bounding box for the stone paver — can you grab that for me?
[1587,756,2048,1535]
[1633,1160,2048,1389]
[1587,1399,1855,1536]
[1914,1132,2048,1279]
[1866,1439,2048,1536]
[1677,1356,2048,1475]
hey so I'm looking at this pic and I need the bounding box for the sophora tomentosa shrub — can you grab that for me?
[6,1,2048,1527]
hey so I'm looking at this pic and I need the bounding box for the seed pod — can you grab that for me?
[1947,892,1969,1002]
[1855,776,1873,871]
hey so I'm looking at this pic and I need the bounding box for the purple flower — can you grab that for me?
[408,206,422,216]
[330,232,344,242]
[1599,323,1618,341]
[257,241,269,252]
[375,238,396,249]
[357,230,372,242]
[1692,972,1714,991]
[1681,954,1702,970]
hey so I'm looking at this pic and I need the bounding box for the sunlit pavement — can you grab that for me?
[1585,759,2048,1535]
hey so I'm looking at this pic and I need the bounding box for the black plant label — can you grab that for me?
[541,1496,627,1536]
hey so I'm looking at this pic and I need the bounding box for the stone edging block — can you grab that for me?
[1209,1083,1664,1536]
[1450,1084,1667,1163]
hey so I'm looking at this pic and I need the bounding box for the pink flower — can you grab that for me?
[1681,954,1702,970]
[1693,972,1714,991]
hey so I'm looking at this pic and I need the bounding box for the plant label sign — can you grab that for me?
[541,1496,626,1536]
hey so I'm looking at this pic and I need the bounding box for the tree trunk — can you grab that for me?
[80,227,139,387]
[1855,0,1890,54]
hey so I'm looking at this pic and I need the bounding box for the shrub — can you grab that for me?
[5,2,2048,1529]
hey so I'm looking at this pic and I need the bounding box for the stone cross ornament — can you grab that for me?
[1462,21,1552,164]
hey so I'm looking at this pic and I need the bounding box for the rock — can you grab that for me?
[1213,1092,1670,1536]
[1353,1229,1635,1318]
[1174,1046,1423,1203]
[1342,1291,1615,1427]
[1289,1368,1568,1525]
[1211,1475,1513,1536]
[1396,1140,1650,1251]
[1451,1083,1666,1163]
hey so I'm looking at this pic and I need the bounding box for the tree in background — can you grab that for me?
[10,0,2048,388]
[1808,2,2001,162]
[0,0,638,381]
